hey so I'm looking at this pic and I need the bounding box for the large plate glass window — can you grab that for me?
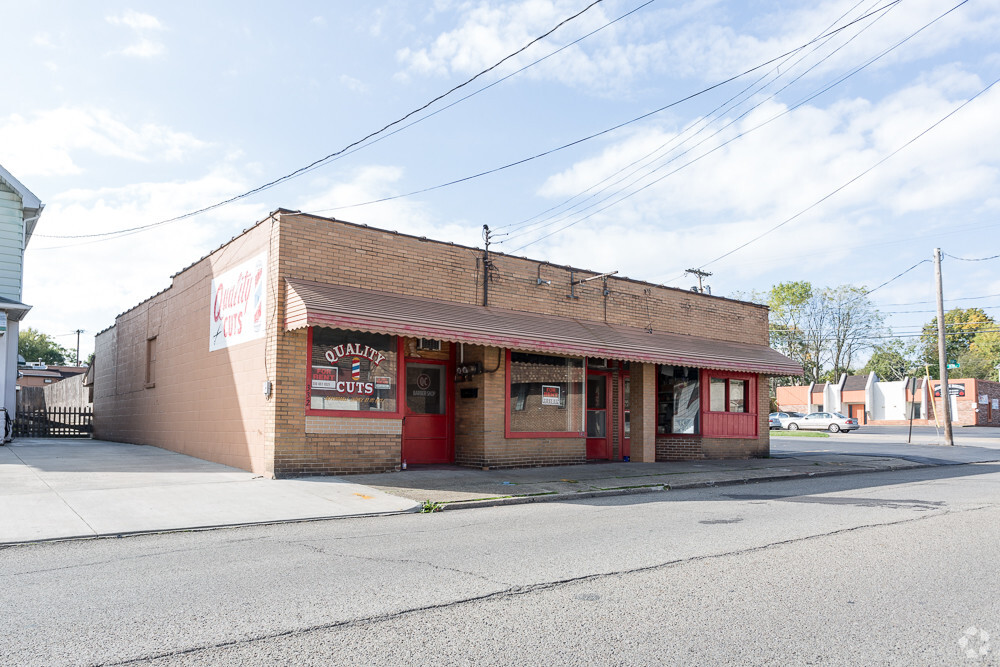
[309,328,398,412]
[657,365,700,434]
[508,352,584,434]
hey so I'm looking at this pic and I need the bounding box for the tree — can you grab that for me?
[752,281,886,384]
[18,328,69,365]
[822,285,885,378]
[863,339,918,381]
[920,308,996,377]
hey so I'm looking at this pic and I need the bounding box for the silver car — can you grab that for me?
[769,415,782,430]
[786,412,859,433]
[769,411,804,429]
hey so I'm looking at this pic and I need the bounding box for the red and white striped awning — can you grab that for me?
[285,278,802,376]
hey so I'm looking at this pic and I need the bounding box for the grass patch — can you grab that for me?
[770,430,829,438]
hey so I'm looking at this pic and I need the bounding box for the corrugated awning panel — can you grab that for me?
[285,278,802,376]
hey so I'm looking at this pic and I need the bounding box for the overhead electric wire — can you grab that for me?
[504,0,948,255]
[296,0,905,227]
[496,0,885,242]
[944,252,1000,261]
[33,0,611,242]
[659,58,994,286]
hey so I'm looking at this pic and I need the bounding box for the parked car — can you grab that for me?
[769,411,804,429]
[786,412,859,433]
[769,415,782,430]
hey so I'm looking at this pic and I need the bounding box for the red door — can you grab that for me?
[586,371,611,460]
[849,404,865,425]
[402,360,452,464]
[620,370,631,460]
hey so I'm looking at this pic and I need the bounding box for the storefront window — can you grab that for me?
[309,328,398,412]
[658,365,700,434]
[508,352,584,435]
[707,376,749,413]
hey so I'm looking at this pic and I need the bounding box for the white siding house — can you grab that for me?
[0,164,42,438]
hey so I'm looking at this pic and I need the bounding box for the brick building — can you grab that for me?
[94,211,801,477]
[776,373,1000,427]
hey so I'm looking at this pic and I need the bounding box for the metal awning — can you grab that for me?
[285,278,802,376]
[0,296,32,321]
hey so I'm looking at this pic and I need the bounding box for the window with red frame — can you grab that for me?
[507,351,584,436]
[708,377,749,413]
[308,328,399,413]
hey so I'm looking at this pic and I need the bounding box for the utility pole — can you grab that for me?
[685,268,712,294]
[933,248,954,446]
[74,329,84,366]
[482,225,492,307]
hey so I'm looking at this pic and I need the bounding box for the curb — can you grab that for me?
[438,462,937,511]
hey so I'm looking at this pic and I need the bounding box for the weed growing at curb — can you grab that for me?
[419,500,443,513]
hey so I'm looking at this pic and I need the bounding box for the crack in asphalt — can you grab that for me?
[291,540,505,587]
[98,503,995,666]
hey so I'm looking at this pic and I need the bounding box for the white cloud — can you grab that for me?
[0,108,208,177]
[311,16,327,28]
[106,10,166,58]
[395,0,1000,95]
[33,32,55,48]
[516,68,1000,291]
[298,166,482,248]
[120,38,165,58]
[24,170,268,361]
[106,10,164,31]
[339,74,370,94]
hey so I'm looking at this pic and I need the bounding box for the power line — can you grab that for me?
[944,252,1000,262]
[671,63,994,283]
[496,0,888,243]
[228,0,905,230]
[507,0,953,256]
[33,0,611,242]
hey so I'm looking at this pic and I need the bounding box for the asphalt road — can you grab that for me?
[4,463,999,665]
[772,424,1000,465]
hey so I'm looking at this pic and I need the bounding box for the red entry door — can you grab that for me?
[586,371,611,460]
[402,361,451,464]
[620,371,631,460]
[849,404,865,425]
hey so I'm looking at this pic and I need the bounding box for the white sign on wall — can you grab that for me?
[209,252,267,351]
[980,394,989,405]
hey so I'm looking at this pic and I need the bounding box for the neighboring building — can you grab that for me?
[0,164,43,438]
[17,362,88,387]
[776,374,1000,426]
[94,210,801,478]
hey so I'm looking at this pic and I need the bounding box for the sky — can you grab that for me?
[2,0,999,366]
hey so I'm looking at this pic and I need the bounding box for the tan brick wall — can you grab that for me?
[656,374,769,460]
[94,222,275,475]
[96,210,777,477]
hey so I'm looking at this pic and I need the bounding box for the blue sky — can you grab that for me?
[3,0,999,363]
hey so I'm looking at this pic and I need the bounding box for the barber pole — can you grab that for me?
[352,357,361,381]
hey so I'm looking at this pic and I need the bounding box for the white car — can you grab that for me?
[769,411,804,429]
[769,415,782,430]
[786,412,859,433]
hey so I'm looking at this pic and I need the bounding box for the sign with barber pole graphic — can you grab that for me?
[210,251,267,351]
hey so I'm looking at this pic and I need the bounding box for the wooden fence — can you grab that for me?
[14,407,94,438]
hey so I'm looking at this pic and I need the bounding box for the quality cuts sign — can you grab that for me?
[209,252,267,351]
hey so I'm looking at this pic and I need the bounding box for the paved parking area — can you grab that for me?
[0,438,417,545]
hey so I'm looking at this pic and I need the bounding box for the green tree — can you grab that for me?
[863,339,918,381]
[18,328,69,365]
[743,281,887,385]
[920,308,996,377]
[969,329,1000,377]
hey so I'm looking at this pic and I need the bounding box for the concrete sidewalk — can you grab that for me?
[350,454,928,509]
[0,438,418,545]
[1,437,931,545]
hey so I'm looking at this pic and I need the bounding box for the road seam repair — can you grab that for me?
[99,503,997,666]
